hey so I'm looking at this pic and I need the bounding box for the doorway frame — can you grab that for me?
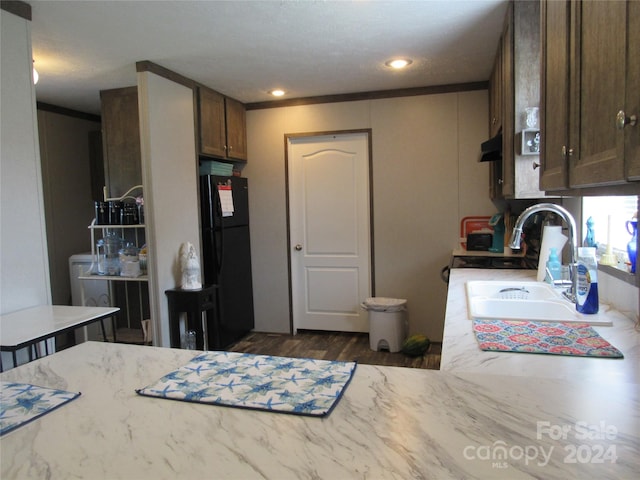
[284,129,375,334]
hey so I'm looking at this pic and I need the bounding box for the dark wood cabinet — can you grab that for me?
[541,0,640,192]
[100,87,141,197]
[197,86,247,162]
[500,12,514,198]
[198,87,227,158]
[225,97,247,161]
[488,0,542,199]
[569,0,626,187]
[625,0,640,181]
[489,39,502,139]
[540,0,570,191]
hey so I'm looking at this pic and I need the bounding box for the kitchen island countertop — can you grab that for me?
[1,338,638,479]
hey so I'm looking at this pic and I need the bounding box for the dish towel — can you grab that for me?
[473,319,623,358]
[0,381,81,436]
[136,351,357,417]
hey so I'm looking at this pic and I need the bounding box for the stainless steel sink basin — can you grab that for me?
[465,281,612,326]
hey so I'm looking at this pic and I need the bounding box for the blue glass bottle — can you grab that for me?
[583,216,597,248]
[627,220,637,274]
[546,247,562,283]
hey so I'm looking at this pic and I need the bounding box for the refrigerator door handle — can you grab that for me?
[215,185,224,275]
[204,176,215,229]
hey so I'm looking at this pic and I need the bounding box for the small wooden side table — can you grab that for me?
[165,285,217,350]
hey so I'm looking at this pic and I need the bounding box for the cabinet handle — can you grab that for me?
[562,146,574,157]
[533,161,540,170]
[616,110,638,130]
[498,178,504,185]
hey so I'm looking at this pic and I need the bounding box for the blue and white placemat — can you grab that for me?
[136,351,357,417]
[0,381,81,436]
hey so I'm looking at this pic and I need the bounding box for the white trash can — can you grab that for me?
[361,297,407,352]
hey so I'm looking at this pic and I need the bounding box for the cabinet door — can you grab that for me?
[198,87,227,158]
[100,87,142,198]
[540,0,570,190]
[489,39,502,138]
[626,0,640,181]
[501,12,514,197]
[225,97,247,161]
[569,0,626,187]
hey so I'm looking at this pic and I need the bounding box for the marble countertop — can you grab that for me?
[1,341,638,479]
[0,305,119,347]
[441,269,640,384]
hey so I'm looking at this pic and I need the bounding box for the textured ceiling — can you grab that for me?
[29,0,508,115]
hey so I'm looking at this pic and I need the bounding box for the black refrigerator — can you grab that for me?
[200,175,255,349]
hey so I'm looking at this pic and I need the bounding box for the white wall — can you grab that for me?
[38,110,100,305]
[137,71,200,347]
[244,90,493,341]
[1,9,51,314]
[457,90,496,218]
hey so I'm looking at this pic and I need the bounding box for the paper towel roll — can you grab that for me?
[537,225,568,282]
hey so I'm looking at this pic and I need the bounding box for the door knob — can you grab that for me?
[295,244,303,251]
[616,110,638,130]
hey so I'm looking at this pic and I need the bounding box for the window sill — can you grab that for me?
[598,263,638,287]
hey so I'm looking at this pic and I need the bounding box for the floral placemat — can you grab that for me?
[472,319,623,358]
[136,351,357,417]
[0,382,81,436]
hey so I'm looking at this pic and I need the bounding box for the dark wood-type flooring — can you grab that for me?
[228,330,441,370]
[91,328,441,370]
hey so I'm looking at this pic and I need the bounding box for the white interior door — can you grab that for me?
[288,132,371,332]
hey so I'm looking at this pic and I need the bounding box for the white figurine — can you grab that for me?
[179,242,202,290]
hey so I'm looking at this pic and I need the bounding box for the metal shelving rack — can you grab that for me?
[78,185,150,344]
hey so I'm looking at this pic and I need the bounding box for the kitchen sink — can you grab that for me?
[465,281,612,326]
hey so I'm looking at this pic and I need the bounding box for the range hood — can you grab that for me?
[480,132,502,162]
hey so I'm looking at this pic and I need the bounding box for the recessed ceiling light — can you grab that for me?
[385,58,413,69]
[270,89,286,97]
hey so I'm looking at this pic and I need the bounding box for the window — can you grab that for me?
[582,196,638,266]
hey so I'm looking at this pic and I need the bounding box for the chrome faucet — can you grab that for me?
[509,203,578,301]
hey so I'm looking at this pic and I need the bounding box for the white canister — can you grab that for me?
[119,243,141,278]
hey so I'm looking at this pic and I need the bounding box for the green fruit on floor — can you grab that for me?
[402,334,431,356]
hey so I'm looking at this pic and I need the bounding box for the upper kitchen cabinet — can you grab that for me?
[541,0,640,192]
[197,86,248,162]
[625,0,640,181]
[489,38,503,139]
[198,87,226,158]
[225,97,248,161]
[489,0,543,199]
[500,10,514,197]
[539,0,570,191]
[100,87,142,197]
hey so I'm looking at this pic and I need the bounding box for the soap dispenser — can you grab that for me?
[546,247,561,284]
